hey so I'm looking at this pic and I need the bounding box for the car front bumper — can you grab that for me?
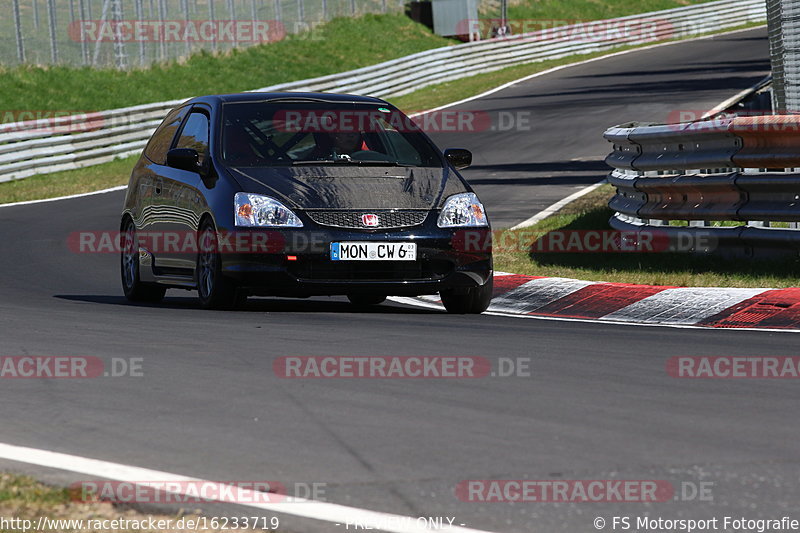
[219,224,492,297]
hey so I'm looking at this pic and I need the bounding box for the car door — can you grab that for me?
[152,106,211,272]
[128,105,189,261]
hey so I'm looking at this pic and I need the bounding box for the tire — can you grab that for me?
[347,294,387,306]
[196,219,242,309]
[120,217,167,303]
[440,276,493,314]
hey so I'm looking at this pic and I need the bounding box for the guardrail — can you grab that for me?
[604,114,800,257]
[0,0,766,184]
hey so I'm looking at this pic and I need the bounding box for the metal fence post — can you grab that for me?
[181,0,191,56]
[227,0,238,47]
[158,0,166,60]
[12,0,25,63]
[79,0,88,64]
[92,0,111,66]
[47,0,59,63]
[112,0,127,68]
[209,0,217,51]
[135,0,145,65]
[767,0,786,111]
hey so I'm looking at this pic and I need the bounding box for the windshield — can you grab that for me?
[221,101,444,168]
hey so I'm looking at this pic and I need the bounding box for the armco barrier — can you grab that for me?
[604,115,800,257]
[0,0,766,184]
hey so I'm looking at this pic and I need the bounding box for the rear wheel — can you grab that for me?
[347,294,387,307]
[197,219,242,309]
[440,277,493,314]
[120,218,166,303]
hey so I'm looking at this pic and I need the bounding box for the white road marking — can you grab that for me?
[0,442,496,533]
[0,185,127,208]
[510,181,606,230]
[702,74,772,118]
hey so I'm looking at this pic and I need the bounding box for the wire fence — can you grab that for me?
[1,0,405,69]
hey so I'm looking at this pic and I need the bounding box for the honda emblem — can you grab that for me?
[361,214,379,227]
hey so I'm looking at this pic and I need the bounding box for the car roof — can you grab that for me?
[185,92,390,107]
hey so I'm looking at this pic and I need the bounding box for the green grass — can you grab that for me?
[0,473,71,509]
[0,0,722,114]
[0,155,137,204]
[0,472,271,533]
[0,14,453,112]
[494,184,800,288]
[504,0,717,20]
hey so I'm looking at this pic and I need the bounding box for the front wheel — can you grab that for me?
[197,220,242,309]
[120,217,166,303]
[440,277,493,314]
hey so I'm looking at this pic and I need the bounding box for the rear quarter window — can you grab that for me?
[143,106,190,164]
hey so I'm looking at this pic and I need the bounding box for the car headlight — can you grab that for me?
[437,192,488,228]
[234,193,303,227]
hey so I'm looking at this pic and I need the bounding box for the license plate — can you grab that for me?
[330,242,417,261]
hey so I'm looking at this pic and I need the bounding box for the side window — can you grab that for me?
[175,112,210,165]
[144,106,189,164]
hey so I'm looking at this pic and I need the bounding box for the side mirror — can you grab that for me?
[166,148,201,173]
[444,148,472,170]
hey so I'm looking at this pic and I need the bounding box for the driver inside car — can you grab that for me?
[308,131,370,160]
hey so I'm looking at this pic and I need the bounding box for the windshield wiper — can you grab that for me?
[353,161,416,167]
[291,159,415,167]
[291,159,339,165]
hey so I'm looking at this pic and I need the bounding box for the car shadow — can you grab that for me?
[53,294,443,314]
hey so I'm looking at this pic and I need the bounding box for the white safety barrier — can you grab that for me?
[0,0,766,183]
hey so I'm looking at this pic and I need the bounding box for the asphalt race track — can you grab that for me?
[429,28,771,228]
[2,27,797,533]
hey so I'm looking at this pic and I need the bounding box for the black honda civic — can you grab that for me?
[120,92,492,313]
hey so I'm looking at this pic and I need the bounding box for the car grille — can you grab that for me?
[304,210,428,229]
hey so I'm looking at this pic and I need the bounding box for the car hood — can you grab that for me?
[227,165,468,210]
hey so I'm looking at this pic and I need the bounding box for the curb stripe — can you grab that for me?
[491,277,596,314]
[532,283,670,319]
[398,275,800,331]
[602,287,768,325]
[699,288,800,329]
[492,274,540,297]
